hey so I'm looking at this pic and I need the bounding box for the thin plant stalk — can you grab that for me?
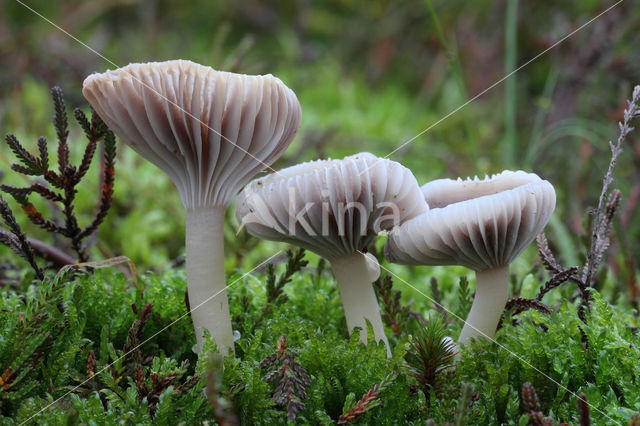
[504,0,519,167]
[424,0,479,167]
[524,68,558,167]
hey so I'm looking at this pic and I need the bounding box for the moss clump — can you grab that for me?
[0,249,638,425]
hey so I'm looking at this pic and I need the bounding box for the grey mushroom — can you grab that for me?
[83,60,302,354]
[385,170,556,346]
[236,153,428,353]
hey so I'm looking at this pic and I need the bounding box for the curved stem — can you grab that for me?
[330,252,390,355]
[458,265,510,346]
[186,206,234,355]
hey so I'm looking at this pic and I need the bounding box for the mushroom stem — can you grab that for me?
[185,206,234,355]
[330,252,390,355]
[458,265,510,346]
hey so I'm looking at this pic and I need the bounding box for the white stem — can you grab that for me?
[330,252,390,356]
[186,206,234,355]
[458,265,510,347]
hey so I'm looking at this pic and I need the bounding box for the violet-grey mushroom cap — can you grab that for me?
[235,153,428,259]
[385,170,556,271]
[82,60,301,208]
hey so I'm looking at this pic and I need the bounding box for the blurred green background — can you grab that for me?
[1,0,639,304]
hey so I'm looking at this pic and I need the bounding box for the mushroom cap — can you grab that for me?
[385,170,556,271]
[82,60,301,208]
[235,153,428,259]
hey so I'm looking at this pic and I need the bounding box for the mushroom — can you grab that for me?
[235,153,427,352]
[384,171,556,346]
[82,60,301,354]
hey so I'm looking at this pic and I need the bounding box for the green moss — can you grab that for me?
[1,250,638,424]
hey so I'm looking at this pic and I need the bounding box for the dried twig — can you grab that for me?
[535,85,640,322]
[536,233,564,275]
[582,85,640,286]
[498,297,551,331]
[505,298,552,316]
[536,266,580,301]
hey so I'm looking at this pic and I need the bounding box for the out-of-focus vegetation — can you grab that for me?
[5,0,640,306]
[2,1,640,278]
[2,1,640,423]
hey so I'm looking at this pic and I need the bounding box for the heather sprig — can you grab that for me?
[374,274,422,337]
[522,382,554,426]
[497,297,552,330]
[535,85,640,322]
[260,334,311,421]
[265,248,308,306]
[454,276,473,321]
[251,248,309,330]
[337,371,397,424]
[1,86,116,263]
[78,301,201,420]
[0,195,43,279]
